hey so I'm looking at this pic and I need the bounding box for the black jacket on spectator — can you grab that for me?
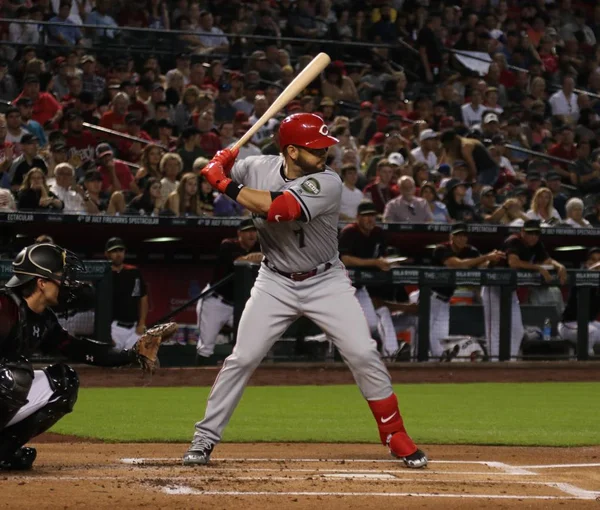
[17,188,63,211]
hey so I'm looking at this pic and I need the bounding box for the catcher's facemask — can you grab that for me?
[55,250,87,308]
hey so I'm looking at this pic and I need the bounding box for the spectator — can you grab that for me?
[526,187,562,225]
[549,74,579,124]
[178,126,206,173]
[6,133,47,190]
[100,92,130,133]
[49,162,85,213]
[417,11,444,84]
[411,129,439,172]
[363,158,400,214]
[196,109,221,157]
[232,83,259,117]
[321,64,359,103]
[0,188,16,211]
[0,59,18,102]
[340,164,364,221]
[197,11,229,53]
[444,179,480,222]
[16,97,48,147]
[81,169,125,215]
[461,89,485,127]
[548,125,576,178]
[419,182,450,223]
[350,101,377,147]
[585,195,600,227]
[9,6,40,48]
[159,152,183,202]
[49,1,83,46]
[95,143,137,194]
[14,75,62,127]
[127,177,165,216]
[545,171,568,218]
[213,192,246,216]
[80,55,106,104]
[16,167,63,211]
[86,0,119,41]
[63,109,97,169]
[288,0,319,39]
[569,140,600,194]
[165,172,206,216]
[133,143,163,190]
[440,129,499,186]
[174,85,201,132]
[4,106,29,148]
[383,175,432,223]
[118,113,153,163]
[564,198,591,228]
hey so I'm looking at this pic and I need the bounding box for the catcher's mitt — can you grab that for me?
[134,322,178,374]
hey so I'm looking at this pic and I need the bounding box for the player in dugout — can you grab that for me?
[338,200,417,360]
[196,218,262,365]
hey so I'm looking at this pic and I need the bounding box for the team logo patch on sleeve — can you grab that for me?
[301,178,321,195]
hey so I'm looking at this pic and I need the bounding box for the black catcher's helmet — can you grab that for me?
[5,243,86,305]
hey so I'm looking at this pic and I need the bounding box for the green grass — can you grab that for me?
[51,383,600,446]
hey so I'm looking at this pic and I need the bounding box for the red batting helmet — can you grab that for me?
[278,113,339,149]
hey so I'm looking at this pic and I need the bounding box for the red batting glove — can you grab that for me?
[212,148,239,175]
[201,161,232,193]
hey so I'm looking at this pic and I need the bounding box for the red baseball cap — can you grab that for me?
[368,132,385,146]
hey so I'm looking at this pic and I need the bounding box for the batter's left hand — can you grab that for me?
[201,161,232,193]
[213,148,239,175]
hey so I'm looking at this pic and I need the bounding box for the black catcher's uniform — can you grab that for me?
[0,243,138,470]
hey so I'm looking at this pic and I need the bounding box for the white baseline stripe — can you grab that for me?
[547,483,600,500]
[485,462,537,475]
[521,463,600,469]
[160,486,584,500]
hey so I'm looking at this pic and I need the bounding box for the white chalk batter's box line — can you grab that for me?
[3,474,598,500]
[116,457,600,499]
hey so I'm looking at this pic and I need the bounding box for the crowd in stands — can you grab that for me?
[0,0,600,227]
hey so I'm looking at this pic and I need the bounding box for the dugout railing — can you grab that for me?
[234,262,599,362]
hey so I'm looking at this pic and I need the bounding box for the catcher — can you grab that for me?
[0,243,176,471]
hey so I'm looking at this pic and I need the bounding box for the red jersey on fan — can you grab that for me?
[100,111,127,133]
[64,130,97,165]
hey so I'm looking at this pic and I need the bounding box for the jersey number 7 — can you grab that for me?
[293,228,306,249]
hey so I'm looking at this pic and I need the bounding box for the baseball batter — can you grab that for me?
[481,220,567,360]
[183,113,427,468]
[428,223,504,358]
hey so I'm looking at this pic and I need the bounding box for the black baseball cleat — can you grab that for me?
[391,448,428,469]
[182,437,215,466]
[0,447,37,471]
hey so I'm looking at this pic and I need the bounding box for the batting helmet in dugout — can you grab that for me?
[278,113,339,149]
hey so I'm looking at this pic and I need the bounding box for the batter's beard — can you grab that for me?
[296,152,326,175]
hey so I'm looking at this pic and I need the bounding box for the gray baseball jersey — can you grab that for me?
[231,155,341,273]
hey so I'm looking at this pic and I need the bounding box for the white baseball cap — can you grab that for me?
[483,112,499,124]
[419,129,439,142]
[387,152,405,166]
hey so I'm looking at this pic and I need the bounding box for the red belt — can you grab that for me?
[265,259,332,282]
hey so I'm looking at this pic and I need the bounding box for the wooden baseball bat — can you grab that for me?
[232,52,331,150]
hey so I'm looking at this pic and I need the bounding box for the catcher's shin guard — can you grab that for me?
[368,393,417,457]
[0,360,34,430]
[0,363,79,460]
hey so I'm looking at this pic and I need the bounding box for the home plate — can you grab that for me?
[321,473,396,480]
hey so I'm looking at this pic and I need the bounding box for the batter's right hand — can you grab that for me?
[201,161,231,193]
[213,148,239,175]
